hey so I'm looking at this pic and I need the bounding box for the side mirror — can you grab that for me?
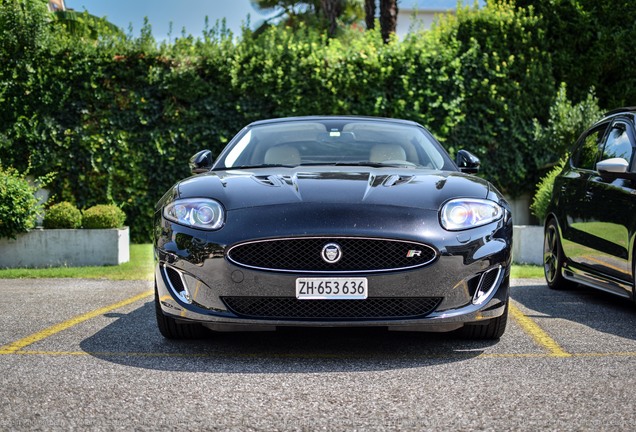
[456,150,480,174]
[597,157,628,174]
[189,150,214,174]
[596,157,636,180]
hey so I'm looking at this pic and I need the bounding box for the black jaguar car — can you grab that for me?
[154,116,512,340]
[544,107,636,298]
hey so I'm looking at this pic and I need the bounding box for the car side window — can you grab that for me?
[600,123,633,164]
[571,124,608,170]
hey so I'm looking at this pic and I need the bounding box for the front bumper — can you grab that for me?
[154,206,512,333]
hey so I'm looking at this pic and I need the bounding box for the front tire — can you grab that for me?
[543,219,575,290]
[155,285,207,339]
[459,300,508,340]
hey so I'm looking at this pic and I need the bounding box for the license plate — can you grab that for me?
[296,278,368,300]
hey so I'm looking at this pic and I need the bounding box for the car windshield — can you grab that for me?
[216,119,450,170]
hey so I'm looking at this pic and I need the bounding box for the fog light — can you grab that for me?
[162,264,193,304]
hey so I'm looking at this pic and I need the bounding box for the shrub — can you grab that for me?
[529,158,567,222]
[43,201,82,229]
[82,204,126,229]
[0,167,42,239]
[530,84,603,222]
[531,83,603,171]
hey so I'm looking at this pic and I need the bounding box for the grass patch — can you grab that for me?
[511,264,544,279]
[0,244,154,280]
[0,243,544,281]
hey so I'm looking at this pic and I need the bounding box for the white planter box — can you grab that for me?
[0,227,130,268]
[513,225,544,265]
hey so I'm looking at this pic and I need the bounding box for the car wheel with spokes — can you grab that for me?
[544,219,575,290]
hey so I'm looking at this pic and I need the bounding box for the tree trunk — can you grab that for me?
[365,0,376,30]
[379,0,398,43]
[320,0,343,37]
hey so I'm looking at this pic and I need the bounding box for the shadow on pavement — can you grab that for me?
[512,278,636,341]
[80,300,494,373]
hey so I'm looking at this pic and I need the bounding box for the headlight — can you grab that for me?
[164,198,224,230]
[440,198,503,231]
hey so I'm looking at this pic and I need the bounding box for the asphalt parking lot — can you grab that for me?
[1,278,636,431]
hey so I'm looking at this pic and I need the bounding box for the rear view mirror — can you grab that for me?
[456,150,480,174]
[189,150,214,174]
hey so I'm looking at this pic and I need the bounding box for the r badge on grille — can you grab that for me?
[321,243,342,263]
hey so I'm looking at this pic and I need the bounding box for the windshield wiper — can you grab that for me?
[334,161,417,168]
[296,162,339,167]
[220,164,297,170]
[296,161,415,168]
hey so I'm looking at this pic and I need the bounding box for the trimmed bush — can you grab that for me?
[82,204,126,229]
[0,167,42,239]
[43,201,82,229]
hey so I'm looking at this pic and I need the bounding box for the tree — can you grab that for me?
[320,0,344,37]
[362,0,398,43]
[379,0,397,43]
[250,0,362,37]
[50,10,124,40]
[364,0,375,30]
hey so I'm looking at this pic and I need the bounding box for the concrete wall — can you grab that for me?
[507,193,535,226]
[0,228,130,268]
[513,225,543,265]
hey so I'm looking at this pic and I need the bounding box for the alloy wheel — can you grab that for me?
[544,224,559,284]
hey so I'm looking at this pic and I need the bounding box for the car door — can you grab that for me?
[578,119,636,294]
[558,123,609,265]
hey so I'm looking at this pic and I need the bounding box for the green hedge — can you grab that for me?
[428,3,554,193]
[0,1,619,241]
[516,0,636,108]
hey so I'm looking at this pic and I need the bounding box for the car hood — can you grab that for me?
[175,167,493,211]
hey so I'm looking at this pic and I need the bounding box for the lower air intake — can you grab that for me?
[221,297,442,321]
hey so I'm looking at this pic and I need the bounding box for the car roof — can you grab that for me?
[247,116,423,128]
[598,107,636,124]
[604,107,636,116]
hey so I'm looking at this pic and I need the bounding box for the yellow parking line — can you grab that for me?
[509,302,571,358]
[0,293,593,360]
[0,290,153,355]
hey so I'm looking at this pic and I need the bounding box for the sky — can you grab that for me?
[64,0,274,40]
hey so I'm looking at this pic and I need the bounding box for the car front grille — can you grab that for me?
[226,237,437,273]
[221,297,442,321]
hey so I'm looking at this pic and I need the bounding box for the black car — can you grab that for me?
[544,107,636,298]
[154,116,512,340]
